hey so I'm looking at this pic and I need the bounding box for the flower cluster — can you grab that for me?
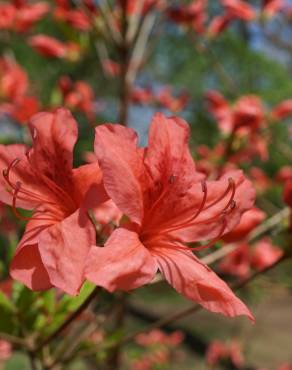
[0,57,39,124]
[0,109,256,320]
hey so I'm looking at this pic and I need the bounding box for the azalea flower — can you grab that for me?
[0,1,49,32]
[0,58,28,102]
[58,77,96,121]
[119,0,162,16]
[251,238,283,271]
[219,238,283,278]
[135,329,184,347]
[0,340,11,361]
[2,96,40,125]
[219,242,251,279]
[86,113,255,320]
[167,0,207,34]
[207,14,233,37]
[271,99,292,120]
[29,34,80,60]
[206,340,244,367]
[0,4,16,30]
[206,91,265,135]
[221,0,256,21]
[276,166,292,183]
[222,207,266,243]
[0,108,107,294]
[54,2,91,31]
[262,0,284,18]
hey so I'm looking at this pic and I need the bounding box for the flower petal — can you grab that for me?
[142,113,204,227]
[167,170,255,243]
[72,163,108,208]
[10,217,55,290]
[38,209,95,295]
[94,124,144,224]
[85,228,157,292]
[0,144,41,209]
[152,247,254,321]
[28,108,77,193]
[10,244,52,291]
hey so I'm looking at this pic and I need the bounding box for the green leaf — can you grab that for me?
[0,291,16,333]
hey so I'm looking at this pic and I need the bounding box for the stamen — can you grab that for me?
[204,177,234,210]
[12,182,56,223]
[3,159,61,208]
[12,182,32,221]
[151,177,236,238]
[187,179,208,223]
[190,216,227,252]
[168,174,177,184]
[3,158,21,190]
[221,178,236,212]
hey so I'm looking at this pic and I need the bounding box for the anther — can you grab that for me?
[201,179,207,193]
[3,158,21,188]
[169,174,177,184]
[230,200,236,210]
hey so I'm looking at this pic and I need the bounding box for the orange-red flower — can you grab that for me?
[58,77,96,121]
[0,1,49,32]
[262,0,284,17]
[221,0,256,21]
[206,340,244,367]
[85,113,255,320]
[219,238,283,278]
[14,1,49,32]
[29,34,80,60]
[219,242,251,279]
[206,91,265,136]
[271,99,292,120]
[251,238,283,271]
[0,4,16,30]
[222,207,266,243]
[156,87,189,113]
[54,3,91,31]
[4,96,40,125]
[119,0,161,16]
[167,0,207,33]
[0,340,11,361]
[0,58,28,102]
[0,108,107,294]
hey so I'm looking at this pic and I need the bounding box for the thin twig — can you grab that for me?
[127,12,156,86]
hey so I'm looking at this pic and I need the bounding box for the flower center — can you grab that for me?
[142,177,237,253]
[2,157,74,223]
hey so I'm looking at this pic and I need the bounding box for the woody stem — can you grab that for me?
[118,3,131,126]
